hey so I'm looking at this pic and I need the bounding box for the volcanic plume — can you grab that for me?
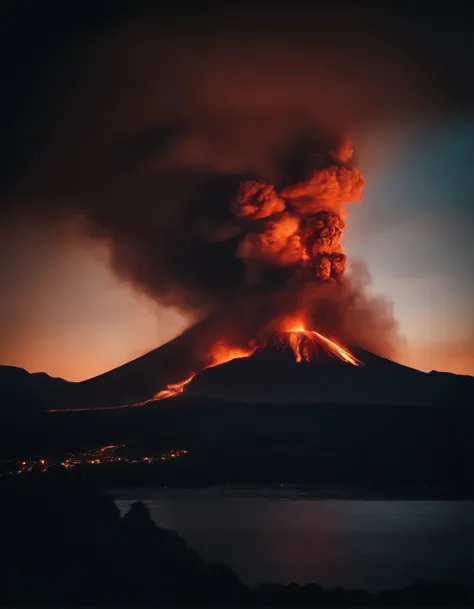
[3,1,472,387]
[26,132,372,414]
[233,136,363,286]
[45,136,377,411]
[142,137,365,398]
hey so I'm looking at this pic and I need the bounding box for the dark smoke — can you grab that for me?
[1,3,467,363]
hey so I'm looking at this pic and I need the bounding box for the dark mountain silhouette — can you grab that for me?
[0,364,71,414]
[0,329,472,500]
[1,324,472,413]
[185,341,474,406]
[0,320,208,413]
[0,474,246,606]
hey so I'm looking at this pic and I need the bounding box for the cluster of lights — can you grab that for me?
[1,446,189,476]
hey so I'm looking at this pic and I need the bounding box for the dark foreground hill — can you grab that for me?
[0,475,471,607]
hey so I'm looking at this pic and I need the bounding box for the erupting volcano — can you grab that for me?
[143,138,364,400]
[46,135,413,413]
[139,135,365,406]
[151,325,361,404]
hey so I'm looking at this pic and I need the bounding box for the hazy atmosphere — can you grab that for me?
[1,2,472,380]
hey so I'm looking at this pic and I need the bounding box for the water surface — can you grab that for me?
[114,488,473,591]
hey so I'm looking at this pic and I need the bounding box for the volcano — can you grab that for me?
[4,134,470,415]
[1,324,472,414]
[71,328,471,409]
[180,337,470,407]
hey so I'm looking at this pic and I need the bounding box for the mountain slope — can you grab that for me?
[0,326,472,413]
[185,342,473,406]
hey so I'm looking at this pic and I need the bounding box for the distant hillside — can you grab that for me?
[0,366,71,414]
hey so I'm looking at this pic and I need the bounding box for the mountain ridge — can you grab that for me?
[183,342,473,407]
[0,328,472,412]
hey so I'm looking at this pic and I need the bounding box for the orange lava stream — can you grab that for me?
[310,331,361,366]
[286,328,361,366]
[46,394,174,413]
[47,401,149,413]
[152,373,196,401]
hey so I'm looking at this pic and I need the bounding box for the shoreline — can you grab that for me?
[108,484,474,501]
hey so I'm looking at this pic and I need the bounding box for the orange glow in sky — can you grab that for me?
[0,242,190,381]
[0,244,472,380]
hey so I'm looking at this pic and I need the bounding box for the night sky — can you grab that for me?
[0,1,472,380]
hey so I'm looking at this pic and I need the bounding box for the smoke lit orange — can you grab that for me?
[206,340,257,368]
[46,136,366,413]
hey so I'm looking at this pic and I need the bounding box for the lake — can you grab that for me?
[113,488,473,591]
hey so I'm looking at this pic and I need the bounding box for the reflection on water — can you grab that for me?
[114,488,473,590]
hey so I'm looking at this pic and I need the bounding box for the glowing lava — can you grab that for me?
[47,328,360,412]
[151,329,360,405]
[283,327,361,366]
[152,373,197,401]
[207,340,258,368]
[151,341,257,402]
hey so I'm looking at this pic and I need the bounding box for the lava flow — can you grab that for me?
[46,328,360,412]
[152,342,256,402]
[152,327,360,403]
[282,327,361,366]
[153,374,197,401]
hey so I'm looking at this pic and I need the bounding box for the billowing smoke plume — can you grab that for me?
[6,2,459,366]
[233,137,364,286]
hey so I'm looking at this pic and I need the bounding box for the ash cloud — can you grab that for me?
[1,3,469,361]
